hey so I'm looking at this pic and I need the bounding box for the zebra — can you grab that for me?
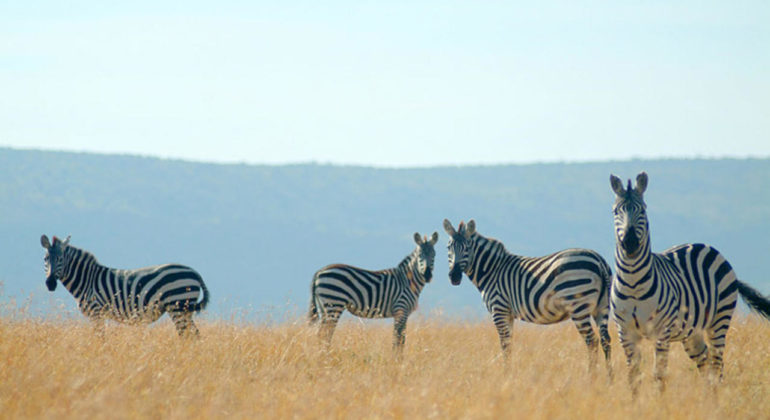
[309,232,438,353]
[443,219,613,375]
[609,172,770,395]
[41,234,210,337]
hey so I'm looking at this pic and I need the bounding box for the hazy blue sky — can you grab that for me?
[2,1,768,166]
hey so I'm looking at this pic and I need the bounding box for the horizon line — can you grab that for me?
[2,145,769,169]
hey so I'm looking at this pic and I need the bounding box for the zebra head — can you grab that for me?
[443,219,475,286]
[40,234,71,291]
[413,231,438,283]
[610,172,649,260]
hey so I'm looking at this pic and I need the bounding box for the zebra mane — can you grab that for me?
[64,244,100,266]
[473,232,507,257]
[396,248,418,272]
[462,232,509,286]
[620,179,645,203]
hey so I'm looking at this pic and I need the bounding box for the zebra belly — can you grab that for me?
[81,279,169,324]
[80,299,164,324]
[515,287,594,325]
[346,303,391,318]
[98,301,165,323]
[514,295,571,324]
[516,312,569,324]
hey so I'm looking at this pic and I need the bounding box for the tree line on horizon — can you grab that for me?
[1,148,768,318]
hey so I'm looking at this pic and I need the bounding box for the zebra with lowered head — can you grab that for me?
[41,235,209,337]
[309,232,438,353]
[444,219,613,375]
[610,172,770,395]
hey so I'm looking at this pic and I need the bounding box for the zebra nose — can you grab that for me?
[449,265,463,285]
[46,275,57,291]
[622,229,640,255]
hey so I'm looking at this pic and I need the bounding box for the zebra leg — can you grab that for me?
[654,337,671,393]
[619,328,641,398]
[392,311,408,357]
[169,311,199,338]
[682,333,709,375]
[593,312,613,380]
[706,325,730,384]
[704,297,736,384]
[571,314,599,373]
[308,296,319,324]
[319,306,343,348]
[492,312,513,366]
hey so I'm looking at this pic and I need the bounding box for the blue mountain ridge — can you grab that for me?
[1,148,768,322]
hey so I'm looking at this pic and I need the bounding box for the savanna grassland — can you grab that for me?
[1,315,769,419]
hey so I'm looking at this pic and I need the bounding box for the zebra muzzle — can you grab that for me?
[622,229,640,257]
[46,275,57,291]
[449,266,463,285]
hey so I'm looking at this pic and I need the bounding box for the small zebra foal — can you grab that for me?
[309,232,438,353]
[41,235,209,337]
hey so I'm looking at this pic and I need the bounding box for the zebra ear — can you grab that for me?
[63,235,71,246]
[610,174,625,196]
[41,235,51,249]
[465,219,476,238]
[430,231,439,245]
[635,172,648,195]
[414,232,423,245]
[443,219,456,236]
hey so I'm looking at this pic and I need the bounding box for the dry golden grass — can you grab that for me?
[1,314,769,419]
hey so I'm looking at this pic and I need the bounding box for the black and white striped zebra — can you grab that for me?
[610,172,770,395]
[443,219,613,374]
[309,232,438,352]
[41,235,210,337]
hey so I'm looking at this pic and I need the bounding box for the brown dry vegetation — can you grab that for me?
[1,315,769,419]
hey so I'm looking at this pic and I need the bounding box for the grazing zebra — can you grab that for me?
[309,232,438,353]
[609,172,770,395]
[41,235,209,337]
[443,219,613,374]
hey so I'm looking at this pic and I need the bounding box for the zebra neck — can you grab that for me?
[467,235,506,290]
[60,246,108,300]
[397,251,424,291]
[614,238,653,289]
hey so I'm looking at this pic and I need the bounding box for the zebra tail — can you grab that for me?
[736,280,770,321]
[308,273,320,324]
[190,278,210,312]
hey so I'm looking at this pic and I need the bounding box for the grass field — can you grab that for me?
[1,315,769,419]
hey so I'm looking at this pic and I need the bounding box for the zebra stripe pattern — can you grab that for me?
[609,172,770,395]
[309,232,438,352]
[443,219,613,374]
[41,235,209,337]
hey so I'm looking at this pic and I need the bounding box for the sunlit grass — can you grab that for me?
[1,314,768,419]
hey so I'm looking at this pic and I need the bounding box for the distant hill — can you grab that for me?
[1,148,769,320]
